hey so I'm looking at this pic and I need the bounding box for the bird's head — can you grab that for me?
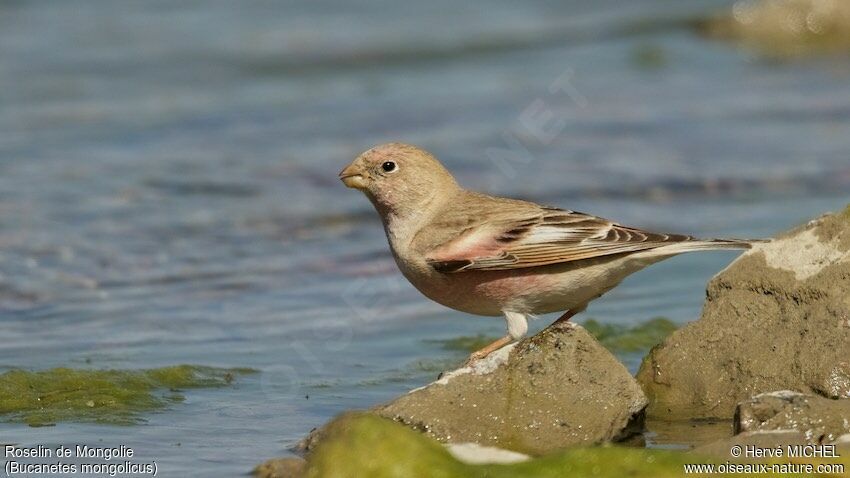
[339,143,458,218]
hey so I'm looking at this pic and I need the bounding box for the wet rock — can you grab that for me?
[301,413,468,477]
[300,413,718,478]
[293,425,325,456]
[277,413,850,476]
[735,390,850,443]
[637,207,850,420]
[252,457,305,478]
[693,431,809,460]
[694,429,850,465]
[374,322,647,455]
[700,0,850,58]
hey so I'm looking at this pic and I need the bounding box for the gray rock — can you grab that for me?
[294,323,647,456]
[694,429,850,464]
[735,390,850,443]
[693,431,809,461]
[374,322,647,455]
[637,207,850,420]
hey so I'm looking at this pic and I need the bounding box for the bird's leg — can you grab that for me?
[464,311,527,367]
[553,309,576,324]
[552,303,588,326]
[464,335,513,366]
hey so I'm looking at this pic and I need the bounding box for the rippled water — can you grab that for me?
[2,0,850,475]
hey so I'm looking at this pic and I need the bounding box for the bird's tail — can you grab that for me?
[659,237,768,254]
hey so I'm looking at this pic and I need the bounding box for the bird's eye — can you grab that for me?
[381,161,397,172]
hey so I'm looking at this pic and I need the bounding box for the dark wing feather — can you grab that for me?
[426,206,694,273]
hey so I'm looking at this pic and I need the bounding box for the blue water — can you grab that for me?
[2,0,850,475]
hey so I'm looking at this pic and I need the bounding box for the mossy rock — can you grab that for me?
[301,413,849,477]
[373,323,647,455]
[284,413,850,477]
[305,413,714,478]
[638,208,850,420]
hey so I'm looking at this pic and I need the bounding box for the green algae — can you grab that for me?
[582,317,678,353]
[0,365,255,426]
[306,413,468,478]
[303,414,694,478]
[430,334,500,353]
[304,414,850,478]
[432,317,678,357]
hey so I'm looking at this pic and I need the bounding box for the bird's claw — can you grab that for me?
[462,351,487,368]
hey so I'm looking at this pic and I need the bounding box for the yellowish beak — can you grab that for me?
[339,164,367,190]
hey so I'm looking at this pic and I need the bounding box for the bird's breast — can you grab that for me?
[388,253,662,317]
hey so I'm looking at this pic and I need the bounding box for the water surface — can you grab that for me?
[2,0,850,475]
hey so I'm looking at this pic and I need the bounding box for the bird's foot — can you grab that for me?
[462,350,490,368]
[462,335,512,368]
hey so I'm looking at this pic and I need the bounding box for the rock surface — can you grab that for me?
[264,413,850,477]
[301,413,724,478]
[296,322,647,456]
[692,431,809,460]
[735,390,850,443]
[637,207,850,420]
[694,429,850,465]
[374,322,647,455]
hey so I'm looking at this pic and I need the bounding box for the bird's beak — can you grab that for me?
[339,163,367,190]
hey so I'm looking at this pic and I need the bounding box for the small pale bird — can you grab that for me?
[339,143,761,363]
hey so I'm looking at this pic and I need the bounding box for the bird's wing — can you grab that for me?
[425,206,694,273]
